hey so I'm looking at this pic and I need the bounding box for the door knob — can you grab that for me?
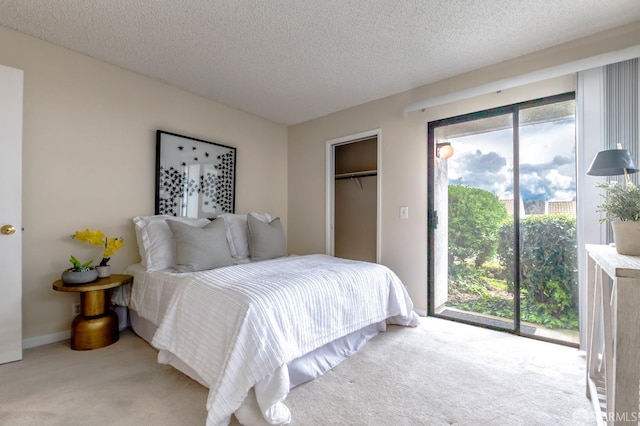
[1,225,16,235]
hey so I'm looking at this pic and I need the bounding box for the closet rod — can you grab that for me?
[334,170,377,180]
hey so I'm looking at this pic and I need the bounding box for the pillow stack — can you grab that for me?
[217,213,271,262]
[219,213,287,262]
[133,215,211,272]
[133,212,288,273]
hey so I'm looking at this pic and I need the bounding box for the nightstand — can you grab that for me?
[52,274,133,350]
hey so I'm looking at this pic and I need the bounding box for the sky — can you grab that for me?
[446,118,576,202]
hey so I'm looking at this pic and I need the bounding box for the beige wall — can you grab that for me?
[0,26,288,341]
[288,22,640,313]
[3,20,640,343]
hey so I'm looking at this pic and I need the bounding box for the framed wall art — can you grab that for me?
[155,130,236,218]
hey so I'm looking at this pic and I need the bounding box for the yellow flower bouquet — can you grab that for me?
[72,229,125,267]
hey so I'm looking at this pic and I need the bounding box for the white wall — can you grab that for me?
[288,22,640,313]
[0,26,288,343]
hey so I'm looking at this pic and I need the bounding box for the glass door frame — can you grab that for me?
[427,92,576,343]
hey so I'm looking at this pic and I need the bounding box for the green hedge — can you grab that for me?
[496,214,578,320]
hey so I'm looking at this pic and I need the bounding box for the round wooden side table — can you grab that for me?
[52,274,133,350]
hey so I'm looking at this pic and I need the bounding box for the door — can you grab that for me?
[0,64,23,364]
[428,93,579,346]
[431,111,516,331]
[334,138,377,262]
[326,130,380,262]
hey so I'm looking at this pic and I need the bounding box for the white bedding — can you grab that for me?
[116,254,420,425]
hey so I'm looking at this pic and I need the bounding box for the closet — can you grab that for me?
[333,136,377,262]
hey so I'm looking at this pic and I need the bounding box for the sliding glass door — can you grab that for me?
[428,93,578,346]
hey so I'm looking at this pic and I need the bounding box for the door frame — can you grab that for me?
[427,105,520,332]
[427,92,578,345]
[326,129,381,262]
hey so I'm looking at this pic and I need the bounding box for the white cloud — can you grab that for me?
[444,119,575,202]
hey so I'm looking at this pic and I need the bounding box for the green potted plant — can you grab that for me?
[596,180,640,255]
[61,255,98,285]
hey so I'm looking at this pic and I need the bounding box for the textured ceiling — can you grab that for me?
[1,1,640,125]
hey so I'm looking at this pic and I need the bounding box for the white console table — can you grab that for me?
[586,244,640,425]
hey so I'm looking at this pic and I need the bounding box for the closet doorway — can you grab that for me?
[326,130,380,263]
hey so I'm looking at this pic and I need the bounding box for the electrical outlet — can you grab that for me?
[72,302,81,316]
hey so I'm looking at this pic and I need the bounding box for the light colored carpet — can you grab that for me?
[0,317,596,425]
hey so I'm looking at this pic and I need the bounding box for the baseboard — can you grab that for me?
[414,307,427,317]
[23,330,70,349]
[23,307,130,350]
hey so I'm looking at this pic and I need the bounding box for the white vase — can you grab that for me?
[611,221,640,256]
[96,265,111,278]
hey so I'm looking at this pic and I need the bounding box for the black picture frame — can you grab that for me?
[155,130,236,218]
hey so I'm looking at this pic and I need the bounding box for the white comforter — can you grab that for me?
[148,254,420,426]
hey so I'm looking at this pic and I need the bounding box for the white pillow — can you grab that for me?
[133,215,210,271]
[218,213,271,260]
[133,215,168,262]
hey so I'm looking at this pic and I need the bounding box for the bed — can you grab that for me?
[113,213,420,426]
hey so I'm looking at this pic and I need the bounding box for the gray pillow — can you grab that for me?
[247,214,287,261]
[167,218,234,272]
